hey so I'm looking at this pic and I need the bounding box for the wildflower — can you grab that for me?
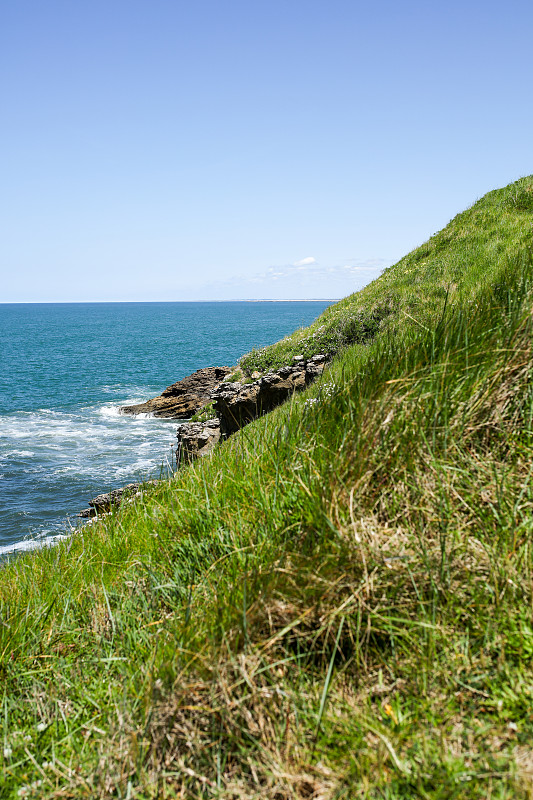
[3,746,12,759]
[18,780,42,797]
[383,703,398,723]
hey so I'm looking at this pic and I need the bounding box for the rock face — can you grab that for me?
[176,418,221,464]
[79,482,151,517]
[212,355,327,435]
[120,366,231,419]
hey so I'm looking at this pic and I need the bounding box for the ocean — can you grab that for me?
[0,301,332,555]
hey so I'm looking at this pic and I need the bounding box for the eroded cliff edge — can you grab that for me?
[120,366,231,418]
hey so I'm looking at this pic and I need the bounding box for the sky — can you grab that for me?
[1,0,532,302]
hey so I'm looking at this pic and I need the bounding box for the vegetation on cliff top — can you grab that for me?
[240,176,533,372]
[1,177,532,798]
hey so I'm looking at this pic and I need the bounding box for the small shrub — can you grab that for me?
[223,368,244,383]
[190,402,217,422]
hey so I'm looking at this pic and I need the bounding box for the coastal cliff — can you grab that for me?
[4,178,533,799]
[82,355,329,513]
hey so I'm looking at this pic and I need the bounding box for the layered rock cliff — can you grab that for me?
[174,355,328,466]
[120,366,231,419]
[211,355,327,435]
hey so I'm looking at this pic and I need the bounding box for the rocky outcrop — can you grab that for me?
[79,483,139,517]
[173,355,328,465]
[78,481,158,518]
[176,419,221,464]
[212,355,327,435]
[120,366,232,419]
[80,356,330,519]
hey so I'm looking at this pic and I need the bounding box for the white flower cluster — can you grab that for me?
[3,725,54,796]
[3,731,32,760]
[18,781,42,797]
[304,382,336,409]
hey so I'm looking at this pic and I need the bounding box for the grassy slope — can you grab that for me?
[1,177,533,799]
[241,176,533,372]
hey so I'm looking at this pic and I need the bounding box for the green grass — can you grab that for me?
[1,177,533,798]
[190,401,217,423]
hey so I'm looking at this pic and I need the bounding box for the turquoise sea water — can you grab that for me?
[0,301,332,555]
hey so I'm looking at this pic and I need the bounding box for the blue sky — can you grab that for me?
[1,0,532,301]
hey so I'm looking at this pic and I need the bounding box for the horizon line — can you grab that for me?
[0,298,342,305]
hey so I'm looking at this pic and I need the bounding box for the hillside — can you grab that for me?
[1,177,532,799]
[241,176,533,372]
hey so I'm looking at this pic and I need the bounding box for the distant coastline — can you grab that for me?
[243,298,340,303]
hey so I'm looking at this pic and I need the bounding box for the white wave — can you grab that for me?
[98,405,157,420]
[114,458,157,478]
[130,413,157,421]
[98,404,124,419]
[99,384,126,393]
[0,400,178,549]
[0,532,70,557]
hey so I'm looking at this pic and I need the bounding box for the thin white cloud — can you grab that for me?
[214,258,388,287]
[293,256,317,267]
[197,258,390,299]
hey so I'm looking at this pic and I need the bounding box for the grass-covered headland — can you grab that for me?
[1,177,533,799]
